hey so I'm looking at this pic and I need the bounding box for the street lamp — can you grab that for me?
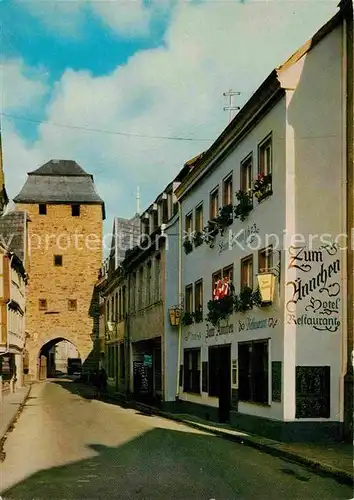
[256,272,276,305]
[168,306,182,327]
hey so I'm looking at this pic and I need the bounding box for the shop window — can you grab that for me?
[119,343,125,381]
[238,340,269,404]
[210,187,219,220]
[259,246,273,273]
[241,154,253,192]
[223,174,233,205]
[241,255,253,289]
[183,349,201,394]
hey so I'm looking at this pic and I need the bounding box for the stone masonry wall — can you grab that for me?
[16,202,103,378]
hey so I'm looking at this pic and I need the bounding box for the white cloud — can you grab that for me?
[2,1,338,229]
[1,59,48,111]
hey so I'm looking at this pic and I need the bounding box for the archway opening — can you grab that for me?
[38,338,81,379]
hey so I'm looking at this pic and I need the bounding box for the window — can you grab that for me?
[54,255,63,266]
[39,299,47,311]
[195,204,203,233]
[210,188,219,220]
[122,286,126,317]
[241,154,253,192]
[68,299,77,311]
[119,343,125,381]
[212,269,222,296]
[162,199,168,223]
[185,212,193,236]
[131,273,136,312]
[183,349,201,394]
[238,340,269,404]
[39,204,47,215]
[223,264,233,284]
[152,209,159,232]
[138,268,144,308]
[194,279,203,316]
[223,174,233,205]
[146,261,152,305]
[155,255,161,301]
[241,255,253,289]
[185,284,193,313]
[258,135,272,176]
[71,204,80,216]
[259,246,273,273]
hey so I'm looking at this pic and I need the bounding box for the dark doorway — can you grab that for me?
[209,344,231,423]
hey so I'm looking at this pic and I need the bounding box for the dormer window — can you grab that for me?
[71,204,80,217]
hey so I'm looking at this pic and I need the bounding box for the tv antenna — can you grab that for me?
[223,90,241,123]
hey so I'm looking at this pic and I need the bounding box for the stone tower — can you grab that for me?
[14,159,105,379]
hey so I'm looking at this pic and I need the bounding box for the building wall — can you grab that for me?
[7,264,26,351]
[177,24,346,433]
[179,97,286,421]
[55,340,80,372]
[283,25,345,422]
[15,202,103,378]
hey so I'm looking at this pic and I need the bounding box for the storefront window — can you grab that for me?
[238,340,269,404]
[183,349,200,394]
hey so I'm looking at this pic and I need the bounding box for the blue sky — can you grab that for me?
[0,0,338,233]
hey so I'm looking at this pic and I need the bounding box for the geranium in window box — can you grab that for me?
[193,308,203,323]
[181,311,194,325]
[253,173,272,202]
[234,190,253,221]
[234,287,254,312]
[193,231,204,247]
[183,238,193,254]
[206,294,234,327]
[215,204,233,232]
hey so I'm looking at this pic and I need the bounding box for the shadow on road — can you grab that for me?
[2,380,349,500]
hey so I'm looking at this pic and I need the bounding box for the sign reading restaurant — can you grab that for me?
[286,243,341,332]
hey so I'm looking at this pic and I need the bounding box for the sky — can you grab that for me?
[0,0,338,233]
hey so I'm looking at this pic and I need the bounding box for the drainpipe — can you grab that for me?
[176,201,182,400]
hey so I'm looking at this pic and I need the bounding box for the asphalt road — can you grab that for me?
[0,381,352,500]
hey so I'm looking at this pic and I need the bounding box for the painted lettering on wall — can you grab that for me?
[205,316,278,338]
[286,243,341,332]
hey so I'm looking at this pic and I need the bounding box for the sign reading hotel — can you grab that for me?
[286,243,341,332]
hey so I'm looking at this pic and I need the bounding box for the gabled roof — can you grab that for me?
[29,159,91,177]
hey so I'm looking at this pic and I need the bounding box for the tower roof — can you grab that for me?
[13,159,105,219]
[29,159,91,177]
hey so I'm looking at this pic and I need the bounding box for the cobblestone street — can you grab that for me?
[0,381,352,500]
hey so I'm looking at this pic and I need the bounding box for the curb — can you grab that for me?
[112,397,353,487]
[0,385,32,461]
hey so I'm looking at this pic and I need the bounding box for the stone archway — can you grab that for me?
[27,330,95,381]
[38,337,81,379]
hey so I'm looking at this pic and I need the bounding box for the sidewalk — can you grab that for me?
[107,394,353,486]
[0,385,31,445]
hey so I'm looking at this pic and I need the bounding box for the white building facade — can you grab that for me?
[174,11,348,441]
